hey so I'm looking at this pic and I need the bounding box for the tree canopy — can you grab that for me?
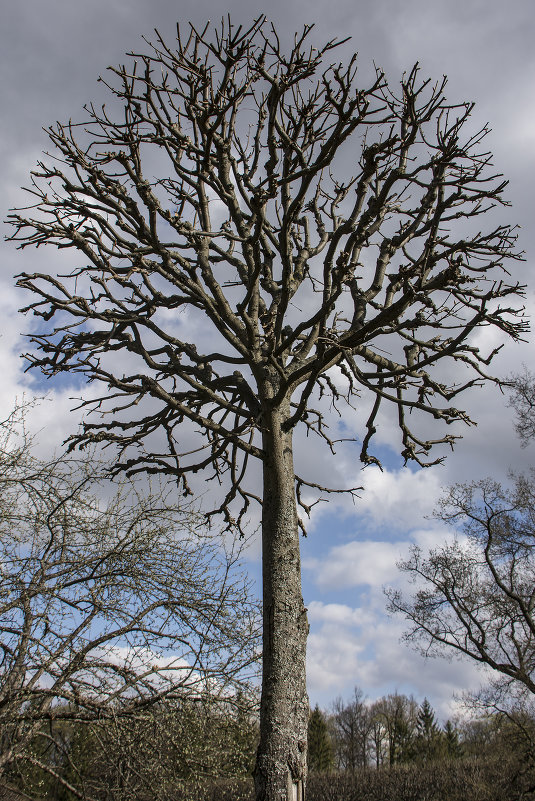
[8,17,526,530]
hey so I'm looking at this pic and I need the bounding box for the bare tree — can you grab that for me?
[508,368,535,446]
[0,401,257,786]
[367,701,389,769]
[388,374,535,707]
[330,688,371,773]
[7,16,526,799]
[388,473,535,701]
[372,693,418,765]
[12,694,259,801]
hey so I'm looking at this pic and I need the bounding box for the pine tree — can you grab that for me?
[413,699,441,762]
[308,706,334,773]
[444,720,463,759]
[418,699,438,739]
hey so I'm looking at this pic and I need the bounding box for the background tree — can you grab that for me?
[508,369,535,445]
[330,688,371,773]
[0,401,257,788]
[443,720,462,759]
[388,474,535,701]
[412,698,443,762]
[307,706,334,774]
[368,701,389,768]
[7,16,526,799]
[373,693,418,766]
[388,375,535,709]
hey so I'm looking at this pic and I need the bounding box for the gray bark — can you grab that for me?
[254,387,309,801]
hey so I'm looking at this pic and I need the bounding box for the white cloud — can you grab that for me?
[302,457,447,542]
[307,625,366,695]
[305,539,408,590]
[306,525,468,609]
[308,601,375,628]
[306,596,491,722]
[355,468,442,531]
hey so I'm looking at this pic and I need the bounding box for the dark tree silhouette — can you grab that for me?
[444,720,463,758]
[7,17,526,800]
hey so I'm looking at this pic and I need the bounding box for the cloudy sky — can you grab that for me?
[2,0,534,722]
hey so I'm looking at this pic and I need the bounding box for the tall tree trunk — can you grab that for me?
[254,392,309,801]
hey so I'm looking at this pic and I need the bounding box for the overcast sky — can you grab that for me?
[2,0,534,722]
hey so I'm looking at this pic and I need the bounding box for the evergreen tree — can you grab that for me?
[444,720,463,759]
[413,698,441,762]
[417,699,439,739]
[308,706,334,773]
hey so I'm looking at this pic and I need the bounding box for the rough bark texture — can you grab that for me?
[255,388,309,801]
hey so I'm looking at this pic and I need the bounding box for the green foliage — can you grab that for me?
[308,706,334,773]
[11,695,535,801]
[3,718,100,801]
[417,699,438,738]
[444,720,463,759]
[410,698,443,762]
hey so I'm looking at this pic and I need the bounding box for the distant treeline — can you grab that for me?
[309,689,535,775]
[6,689,535,801]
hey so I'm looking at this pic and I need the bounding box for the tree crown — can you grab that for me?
[7,16,526,530]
